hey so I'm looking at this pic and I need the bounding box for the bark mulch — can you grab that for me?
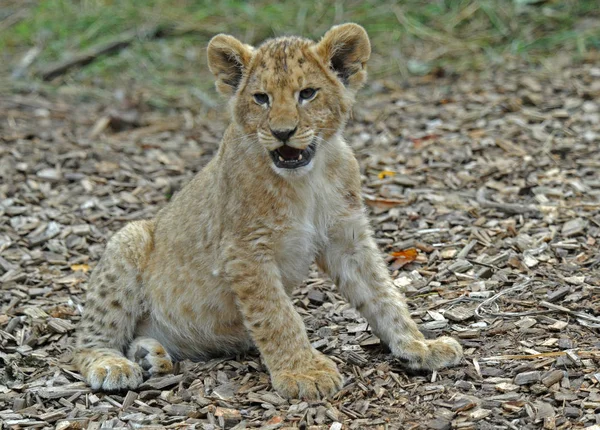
[1,60,599,429]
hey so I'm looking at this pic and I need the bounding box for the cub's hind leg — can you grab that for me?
[75,220,155,391]
[127,337,173,376]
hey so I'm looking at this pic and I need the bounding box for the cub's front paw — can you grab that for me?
[393,336,463,371]
[271,353,343,399]
[86,356,143,391]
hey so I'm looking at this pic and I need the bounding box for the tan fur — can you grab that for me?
[75,23,463,398]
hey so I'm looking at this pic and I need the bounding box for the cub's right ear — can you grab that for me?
[207,34,254,96]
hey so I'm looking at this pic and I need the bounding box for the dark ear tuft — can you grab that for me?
[314,23,371,91]
[207,34,254,96]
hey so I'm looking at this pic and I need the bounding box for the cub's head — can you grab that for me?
[207,23,370,176]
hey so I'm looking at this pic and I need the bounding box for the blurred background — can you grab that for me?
[1,0,599,109]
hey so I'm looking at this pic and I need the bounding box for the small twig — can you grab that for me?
[476,187,540,215]
[475,281,600,324]
[539,301,600,324]
[480,350,600,362]
[427,295,481,310]
[475,279,544,318]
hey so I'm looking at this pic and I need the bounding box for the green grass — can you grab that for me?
[1,0,598,106]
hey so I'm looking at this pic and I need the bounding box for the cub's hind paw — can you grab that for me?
[393,336,463,371]
[271,352,343,400]
[127,337,173,376]
[86,356,143,391]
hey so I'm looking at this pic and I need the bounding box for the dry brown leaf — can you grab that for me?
[49,305,78,319]
[410,134,439,148]
[266,416,283,425]
[389,248,419,270]
[364,197,407,209]
[391,248,418,262]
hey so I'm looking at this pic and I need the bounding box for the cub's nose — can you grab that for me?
[270,127,297,143]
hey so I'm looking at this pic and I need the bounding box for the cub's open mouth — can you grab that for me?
[269,142,316,169]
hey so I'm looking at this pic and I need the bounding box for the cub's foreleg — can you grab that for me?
[318,212,463,370]
[75,220,172,390]
[226,249,342,399]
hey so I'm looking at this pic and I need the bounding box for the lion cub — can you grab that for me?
[75,23,462,399]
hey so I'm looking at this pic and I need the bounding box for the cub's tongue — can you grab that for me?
[278,145,301,160]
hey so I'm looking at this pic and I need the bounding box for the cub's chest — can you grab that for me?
[275,218,323,292]
[274,191,337,291]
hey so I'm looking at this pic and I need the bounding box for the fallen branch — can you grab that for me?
[0,9,28,32]
[39,26,161,80]
[37,24,213,81]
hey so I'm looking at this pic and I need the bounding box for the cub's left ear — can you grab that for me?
[314,23,371,91]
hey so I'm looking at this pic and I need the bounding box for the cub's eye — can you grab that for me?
[299,88,317,101]
[253,93,269,105]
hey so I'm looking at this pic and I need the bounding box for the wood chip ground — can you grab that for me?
[1,61,599,429]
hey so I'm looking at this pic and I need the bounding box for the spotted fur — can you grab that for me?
[75,23,462,398]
